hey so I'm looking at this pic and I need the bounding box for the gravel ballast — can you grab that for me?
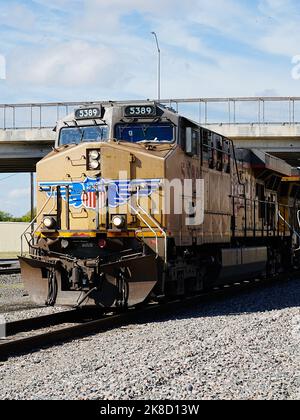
[0,274,35,315]
[0,277,299,400]
[0,274,66,321]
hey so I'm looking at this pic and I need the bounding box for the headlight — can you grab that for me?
[89,160,100,170]
[43,216,56,229]
[88,149,100,170]
[112,215,126,229]
[89,150,99,160]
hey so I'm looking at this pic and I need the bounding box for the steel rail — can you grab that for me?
[5,309,80,336]
[0,273,298,361]
[0,259,20,275]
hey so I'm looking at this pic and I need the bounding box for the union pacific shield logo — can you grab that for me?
[39,177,161,209]
[81,191,97,209]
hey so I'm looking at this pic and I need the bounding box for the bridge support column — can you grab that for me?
[30,173,34,229]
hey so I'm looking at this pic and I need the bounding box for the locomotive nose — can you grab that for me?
[19,254,158,308]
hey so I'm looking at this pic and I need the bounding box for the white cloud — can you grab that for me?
[0,2,36,31]
[0,184,31,217]
[8,188,30,199]
[0,54,6,80]
[1,0,300,101]
[10,41,121,87]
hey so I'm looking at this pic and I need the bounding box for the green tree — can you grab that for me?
[0,211,14,221]
[20,209,36,223]
[0,209,36,222]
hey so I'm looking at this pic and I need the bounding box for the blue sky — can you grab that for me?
[1,0,300,216]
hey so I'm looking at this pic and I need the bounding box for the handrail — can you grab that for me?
[278,211,300,251]
[2,96,300,108]
[136,187,167,266]
[1,96,300,129]
[127,201,159,258]
[21,186,56,255]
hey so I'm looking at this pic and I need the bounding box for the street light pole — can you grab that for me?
[151,31,161,102]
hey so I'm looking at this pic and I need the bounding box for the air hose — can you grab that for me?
[116,268,130,309]
[46,269,58,306]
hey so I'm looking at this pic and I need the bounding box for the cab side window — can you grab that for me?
[192,128,200,155]
[185,127,200,156]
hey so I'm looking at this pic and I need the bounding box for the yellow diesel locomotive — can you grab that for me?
[19,102,300,308]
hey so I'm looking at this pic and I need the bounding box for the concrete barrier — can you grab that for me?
[0,222,30,254]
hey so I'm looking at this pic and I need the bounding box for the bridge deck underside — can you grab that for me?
[0,143,52,173]
[0,158,41,173]
[229,137,300,167]
[269,152,300,167]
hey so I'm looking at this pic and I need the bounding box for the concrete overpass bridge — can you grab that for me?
[0,128,55,172]
[1,97,300,172]
[204,123,300,167]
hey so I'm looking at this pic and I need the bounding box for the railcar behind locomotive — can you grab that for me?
[19,102,300,308]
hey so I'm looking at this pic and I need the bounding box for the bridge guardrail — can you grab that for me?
[1,97,300,129]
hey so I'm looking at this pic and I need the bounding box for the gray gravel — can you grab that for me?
[0,274,33,314]
[0,278,299,400]
[0,274,66,321]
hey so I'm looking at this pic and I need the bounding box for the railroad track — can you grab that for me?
[0,259,20,275]
[0,273,297,361]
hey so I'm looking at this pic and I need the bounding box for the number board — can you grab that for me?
[124,105,157,118]
[75,107,102,120]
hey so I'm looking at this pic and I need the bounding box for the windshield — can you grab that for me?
[59,125,109,146]
[115,123,174,143]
